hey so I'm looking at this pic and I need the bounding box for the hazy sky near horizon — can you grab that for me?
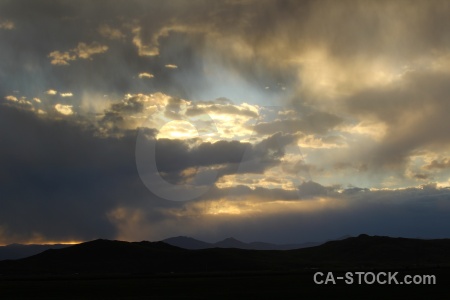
[2,0,450,245]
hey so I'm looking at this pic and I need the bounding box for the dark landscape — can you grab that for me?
[0,236,321,261]
[1,235,449,299]
[163,236,321,250]
[3,0,450,299]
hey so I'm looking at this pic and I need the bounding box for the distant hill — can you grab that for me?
[0,237,319,261]
[0,244,71,261]
[162,236,211,250]
[1,235,450,276]
[162,236,320,250]
[300,234,450,267]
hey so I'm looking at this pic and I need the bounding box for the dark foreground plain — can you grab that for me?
[1,235,450,299]
[1,270,449,299]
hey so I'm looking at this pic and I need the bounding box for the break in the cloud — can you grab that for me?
[1,0,450,245]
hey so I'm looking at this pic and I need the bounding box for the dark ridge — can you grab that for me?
[162,236,211,250]
[1,235,450,276]
[162,236,321,250]
[296,235,450,268]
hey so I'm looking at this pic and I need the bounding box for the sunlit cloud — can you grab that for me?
[138,72,154,79]
[76,42,108,59]
[54,103,74,115]
[49,42,108,65]
[46,89,58,95]
[5,95,18,102]
[60,92,73,97]
[132,26,160,56]
[4,95,32,106]
[165,64,178,69]
[48,51,76,66]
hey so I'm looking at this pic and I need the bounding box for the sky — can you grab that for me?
[2,0,450,245]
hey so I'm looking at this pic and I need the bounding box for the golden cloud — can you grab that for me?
[138,72,154,79]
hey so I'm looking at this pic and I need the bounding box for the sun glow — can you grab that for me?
[0,240,83,246]
[156,120,198,139]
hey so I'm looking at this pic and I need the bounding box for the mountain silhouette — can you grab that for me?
[214,237,248,248]
[162,236,320,250]
[162,236,211,250]
[0,236,317,261]
[1,235,450,276]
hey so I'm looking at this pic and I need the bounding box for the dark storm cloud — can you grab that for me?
[297,181,329,198]
[152,131,299,184]
[0,103,175,243]
[0,104,135,242]
[2,102,450,243]
[119,181,450,243]
[0,102,297,242]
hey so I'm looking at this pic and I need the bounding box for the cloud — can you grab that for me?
[165,64,178,69]
[49,42,108,65]
[253,111,343,136]
[0,105,123,242]
[48,51,76,66]
[46,89,58,95]
[1,103,450,244]
[54,104,74,115]
[60,92,73,97]
[297,181,329,199]
[0,20,14,30]
[108,181,450,243]
[142,131,299,186]
[345,70,450,169]
[0,103,293,243]
[76,42,108,59]
[425,159,450,170]
[3,95,32,106]
[98,24,125,40]
[138,72,154,79]
[132,26,161,56]
[186,103,258,118]
[5,95,18,102]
